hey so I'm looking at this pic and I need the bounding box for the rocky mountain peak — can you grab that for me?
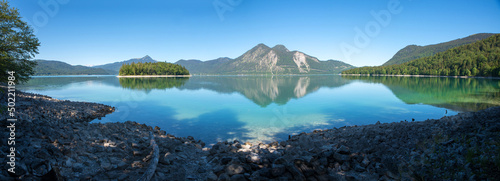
[255,43,270,49]
[239,44,271,61]
[272,44,289,52]
[141,55,153,60]
[176,43,355,74]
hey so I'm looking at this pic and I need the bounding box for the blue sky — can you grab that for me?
[8,0,500,67]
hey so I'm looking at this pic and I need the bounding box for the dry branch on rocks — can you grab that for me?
[1,87,499,180]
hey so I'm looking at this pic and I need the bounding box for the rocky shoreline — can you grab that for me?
[1,88,499,180]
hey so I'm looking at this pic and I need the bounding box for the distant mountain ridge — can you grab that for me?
[94,55,158,74]
[33,45,354,75]
[175,44,354,74]
[175,57,232,74]
[34,60,111,75]
[383,33,496,66]
[343,34,500,77]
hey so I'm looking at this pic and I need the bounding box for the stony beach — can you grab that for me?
[1,88,499,180]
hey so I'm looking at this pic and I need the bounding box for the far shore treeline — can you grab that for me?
[118,62,190,76]
[343,34,500,77]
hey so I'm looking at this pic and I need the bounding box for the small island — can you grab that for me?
[117,62,190,77]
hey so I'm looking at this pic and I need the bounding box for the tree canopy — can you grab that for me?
[382,33,495,66]
[343,34,500,77]
[119,62,190,76]
[119,77,189,92]
[0,1,40,83]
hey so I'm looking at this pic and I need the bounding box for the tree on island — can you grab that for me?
[0,1,40,83]
[119,62,190,76]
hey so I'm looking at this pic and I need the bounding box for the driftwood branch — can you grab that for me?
[137,132,160,181]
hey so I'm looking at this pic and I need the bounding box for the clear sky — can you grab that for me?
[7,0,500,67]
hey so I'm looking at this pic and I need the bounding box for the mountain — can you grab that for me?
[175,57,232,74]
[94,55,157,74]
[343,34,500,77]
[383,33,496,66]
[175,44,354,74]
[34,60,111,75]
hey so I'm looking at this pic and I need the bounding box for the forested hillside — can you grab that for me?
[383,33,496,66]
[34,60,111,75]
[94,55,157,74]
[343,34,500,77]
[119,62,189,76]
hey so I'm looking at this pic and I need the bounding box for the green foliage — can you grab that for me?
[94,55,156,74]
[383,33,496,66]
[342,76,500,112]
[119,62,190,76]
[34,60,111,75]
[0,1,40,83]
[119,77,189,92]
[343,34,500,77]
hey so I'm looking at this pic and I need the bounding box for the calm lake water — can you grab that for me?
[19,75,500,144]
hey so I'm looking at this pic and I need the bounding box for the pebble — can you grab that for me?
[2,88,499,180]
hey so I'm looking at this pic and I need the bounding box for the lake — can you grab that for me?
[19,75,500,144]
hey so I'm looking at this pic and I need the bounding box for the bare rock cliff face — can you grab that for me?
[293,52,310,73]
[176,44,355,74]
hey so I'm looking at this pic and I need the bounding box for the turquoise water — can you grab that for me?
[19,75,500,144]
